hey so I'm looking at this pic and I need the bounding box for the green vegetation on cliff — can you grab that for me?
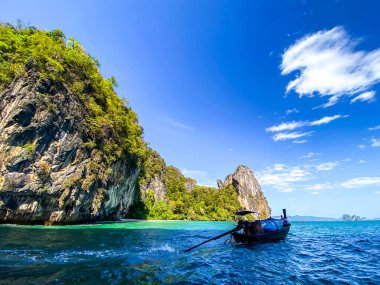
[164,166,241,220]
[131,161,241,220]
[0,22,145,164]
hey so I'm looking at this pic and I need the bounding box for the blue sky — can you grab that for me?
[2,0,380,218]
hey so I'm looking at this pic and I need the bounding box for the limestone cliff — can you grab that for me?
[138,148,167,202]
[0,73,143,224]
[0,24,149,224]
[218,165,271,218]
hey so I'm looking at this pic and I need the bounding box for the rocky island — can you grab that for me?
[0,23,270,224]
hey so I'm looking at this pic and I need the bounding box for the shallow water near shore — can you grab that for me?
[1,220,379,284]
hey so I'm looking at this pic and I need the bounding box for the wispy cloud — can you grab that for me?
[256,164,311,192]
[314,161,339,171]
[371,138,380,147]
[299,152,321,159]
[369,125,380,131]
[266,115,347,133]
[356,138,380,149]
[267,121,306,132]
[272,131,313,141]
[164,116,194,131]
[286,108,299,115]
[266,115,347,142]
[267,121,306,133]
[304,183,333,191]
[309,115,348,126]
[257,159,349,193]
[351,91,376,104]
[341,177,380,188]
[281,26,380,107]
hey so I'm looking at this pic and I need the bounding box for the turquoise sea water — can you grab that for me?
[0,220,379,284]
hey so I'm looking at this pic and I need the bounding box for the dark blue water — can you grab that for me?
[1,220,379,284]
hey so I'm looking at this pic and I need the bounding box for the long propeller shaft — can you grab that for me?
[184,226,240,252]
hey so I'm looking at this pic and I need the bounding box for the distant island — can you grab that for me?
[284,215,338,222]
[341,214,366,221]
[271,215,370,221]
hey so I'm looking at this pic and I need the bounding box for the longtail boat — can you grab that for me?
[184,209,291,252]
[231,209,291,244]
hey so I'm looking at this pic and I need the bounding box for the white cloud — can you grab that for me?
[369,125,380,131]
[341,177,380,188]
[281,26,380,107]
[266,115,347,133]
[300,152,321,159]
[266,121,307,132]
[371,138,380,147]
[351,91,376,103]
[357,144,366,149]
[227,148,233,152]
[272,131,313,141]
[286,108,299,115]
[304,183,333,191]
[256,164,312,192]
[315,161,339,171]
[309,115,348,126]
[319,95,341,108]
[359,160,366,163]
[266,115,347,142]
[273,163,286,171]
[257,159,354,193]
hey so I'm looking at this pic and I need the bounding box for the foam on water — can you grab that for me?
[147,244,176,253]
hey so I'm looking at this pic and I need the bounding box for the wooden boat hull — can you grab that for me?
[231,224,290,244]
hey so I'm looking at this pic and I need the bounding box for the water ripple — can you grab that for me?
[0,221,379,284]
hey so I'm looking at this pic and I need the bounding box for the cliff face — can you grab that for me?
[218,165,271,218]
[0,24,150,224]
[138,148,167,202]
[0,74,141,224]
